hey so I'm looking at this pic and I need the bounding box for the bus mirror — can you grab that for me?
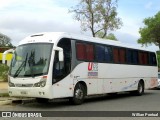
[59,50,64,62]
[54,47,64,62]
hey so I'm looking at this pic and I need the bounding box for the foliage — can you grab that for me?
[69,0,122,38]
[96,32,117,40]
[0,33,13,47]
[0,64,9,82]
[0,93,9,97]
[138,11,160,50]
[106,33,117,40]
[157,51,160,68]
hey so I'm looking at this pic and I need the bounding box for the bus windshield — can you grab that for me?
[9,43,53,78]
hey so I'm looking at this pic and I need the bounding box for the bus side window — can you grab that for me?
[113,47,119,63]
[96,45,105,62]
[132,50,138,64]
[76,43,86,60]
[144,52,148,65]
[149,53,157,66]
[119,48,126,64]
[104,46,113,63]
[86,44,94,61]
[126,50,132,64]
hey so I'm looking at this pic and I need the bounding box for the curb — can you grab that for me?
[0,98,35,105]
[0,99,12,105]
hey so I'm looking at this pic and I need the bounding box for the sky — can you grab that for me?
[0,0,160,51]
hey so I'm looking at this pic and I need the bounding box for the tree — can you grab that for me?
[106,33,117,40]
[69,0,122,38]
[96,32,117,40]
[138,11,160,50]
[157,51,160,68]
[0,33,13,47]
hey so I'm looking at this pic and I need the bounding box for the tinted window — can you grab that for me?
[144,52,148,65]
[76,43,86,60]
[76,41,156,66]
[149,53,157,66]
[119,48,126,63]
[96,45,105,62]
[86,44,94,61]
[126,50,132,64]
[132,51,138,64]
[104,46,113,62]
[138,52,143,65]
[113,48,119,63]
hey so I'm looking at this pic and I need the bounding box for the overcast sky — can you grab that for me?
[0,0,159,51]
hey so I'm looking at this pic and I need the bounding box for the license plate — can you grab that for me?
[21,91,27,95]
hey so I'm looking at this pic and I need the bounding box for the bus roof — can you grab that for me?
[19,32,154,52]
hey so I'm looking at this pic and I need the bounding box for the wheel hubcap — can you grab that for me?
[139,84,143,93]
[75,89,83,99]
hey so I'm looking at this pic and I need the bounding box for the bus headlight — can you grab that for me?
[34,76,47,87]
[8,78,15,87]
[34,80,46,87]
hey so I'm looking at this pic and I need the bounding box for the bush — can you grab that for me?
[157,51,160,69]
[0,64,9,82]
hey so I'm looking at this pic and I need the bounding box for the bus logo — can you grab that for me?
[88,62,98,71]
[88,62,93,71]
[88,63,98,78]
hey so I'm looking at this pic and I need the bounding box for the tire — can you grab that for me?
[36,98,49,103]
[69,83,85,105]
[131,81,144,96]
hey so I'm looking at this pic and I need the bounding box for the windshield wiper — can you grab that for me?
[13,53,28,78]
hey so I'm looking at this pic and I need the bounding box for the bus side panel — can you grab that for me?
[97,63,138,93]
[72,63,98,95]
[51,75,74,98]
[51,62,157,98]
[98,63,157,92]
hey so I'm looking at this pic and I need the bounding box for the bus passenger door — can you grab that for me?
[52,38,73,97]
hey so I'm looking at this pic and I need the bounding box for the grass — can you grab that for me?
[0,93,9,97]
[0,64,9,82]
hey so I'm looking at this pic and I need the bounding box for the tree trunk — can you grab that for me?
[90,27,95,37]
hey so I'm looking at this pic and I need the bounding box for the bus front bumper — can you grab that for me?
[8,86,52,99]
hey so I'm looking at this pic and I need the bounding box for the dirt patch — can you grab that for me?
[0,82,8,89]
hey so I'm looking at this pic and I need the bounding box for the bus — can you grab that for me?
[6,32,158,105]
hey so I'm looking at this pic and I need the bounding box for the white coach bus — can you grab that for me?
[7,32,158,104]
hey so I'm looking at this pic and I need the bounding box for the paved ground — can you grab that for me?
[0,82,8,89]
[0,89,160,120]
[0,82,8,94]
[0,81,160,120]
[0,81,8,94]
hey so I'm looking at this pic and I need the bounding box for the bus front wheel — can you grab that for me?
[69,83,85,105]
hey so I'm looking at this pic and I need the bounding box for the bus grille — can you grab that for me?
[15,84,33,87]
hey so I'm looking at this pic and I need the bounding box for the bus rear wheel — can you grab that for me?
[69,83,85,105]
[136,81,144,95]
[131,81,144,96]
